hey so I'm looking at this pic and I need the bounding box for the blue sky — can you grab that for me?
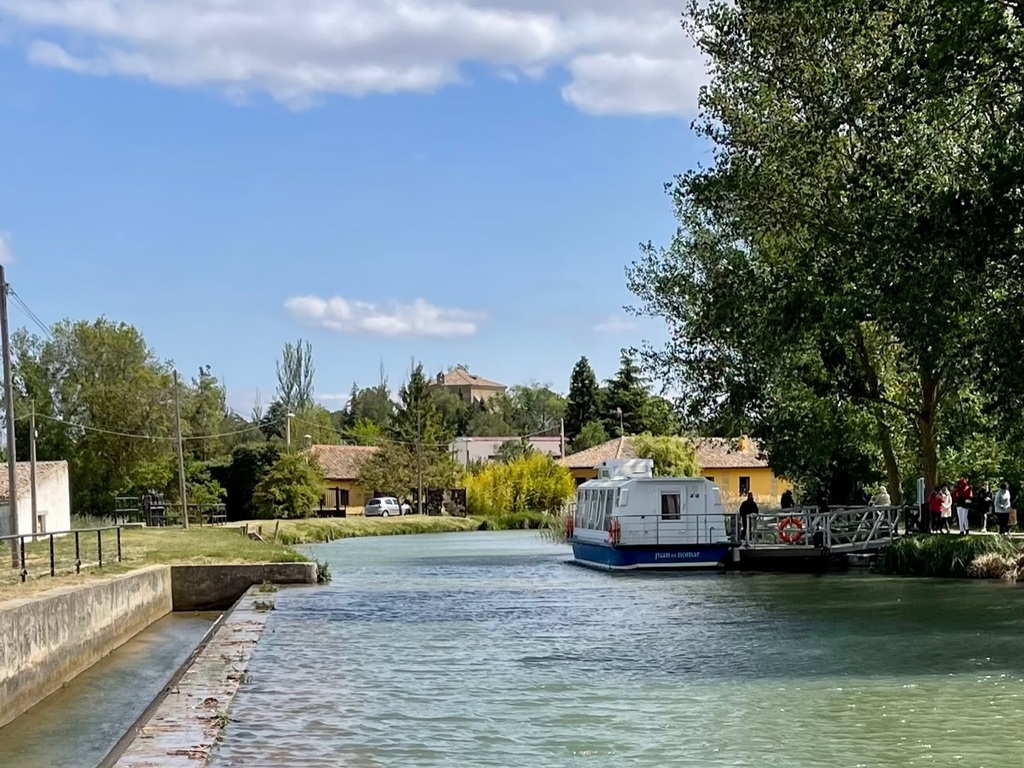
[0,1,711,413]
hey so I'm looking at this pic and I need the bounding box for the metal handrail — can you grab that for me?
[1,526,123,583]
[576,510,739,546]
[745,505,902,550]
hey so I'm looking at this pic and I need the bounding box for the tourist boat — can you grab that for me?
[566,459,735,571]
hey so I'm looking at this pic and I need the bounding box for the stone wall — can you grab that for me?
[0,565,173,728]
[170,562,317,611]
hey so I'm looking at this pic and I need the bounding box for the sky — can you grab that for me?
[0,0,712,414]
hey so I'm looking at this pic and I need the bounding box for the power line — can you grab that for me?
[19,411,283,442]
[9,290,54,340]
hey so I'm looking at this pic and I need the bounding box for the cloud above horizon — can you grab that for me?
[0,232,13,265]
[594,314,637,333]
[0,0,708,116]
[285,295,480,338]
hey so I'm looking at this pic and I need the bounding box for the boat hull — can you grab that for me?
[569,539,732,571]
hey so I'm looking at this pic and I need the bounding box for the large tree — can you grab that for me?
[565,356,601,442]
[602,353,649,437]
[11,319,177,514]
[275,339,315,413]
[629,0,1024,494]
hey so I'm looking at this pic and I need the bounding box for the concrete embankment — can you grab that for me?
[105,587,274,768]
[0,562,316,728]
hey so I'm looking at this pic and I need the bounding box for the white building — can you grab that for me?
[451,436,564,467]
[0,461,72,537]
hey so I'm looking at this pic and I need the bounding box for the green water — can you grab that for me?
[0,612,216,768]
[209,532,1024,767]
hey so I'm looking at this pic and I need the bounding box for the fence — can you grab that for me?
[113,497,227,526]
[0,526,123,586]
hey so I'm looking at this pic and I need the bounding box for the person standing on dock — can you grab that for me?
[872,486,891,507]
[994,483,1012,535]
[940,485,953,533]
[953,477,973,535]
[780,489,794,509]
[974,484,993,531]
[739,492,758,545]
[928,486,944,533]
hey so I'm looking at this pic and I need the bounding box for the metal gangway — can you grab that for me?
[746,505,902,553]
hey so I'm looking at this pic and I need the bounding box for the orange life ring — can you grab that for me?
[778,516,804,544]
[565,515,575,538]
[608,518,621,546]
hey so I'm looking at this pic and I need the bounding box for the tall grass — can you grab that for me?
[879,535,1021,579]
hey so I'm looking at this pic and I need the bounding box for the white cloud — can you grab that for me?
[285,295,480,338]
[594,314,637,333]
[0,232,12,265]
[0,0,707,117]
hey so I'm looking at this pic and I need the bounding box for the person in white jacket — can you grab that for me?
[872,487,891,506]
[993,482,1012,535]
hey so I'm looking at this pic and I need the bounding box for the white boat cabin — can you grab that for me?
[574,461,730,547]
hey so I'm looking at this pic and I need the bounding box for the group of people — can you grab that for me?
[926,478,1015,535]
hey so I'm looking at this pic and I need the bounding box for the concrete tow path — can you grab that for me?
[109,587,279,767]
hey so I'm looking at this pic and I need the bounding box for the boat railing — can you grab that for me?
[608,511,738,546]
[747,506,901,550]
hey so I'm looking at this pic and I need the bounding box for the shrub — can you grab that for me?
[466,453,575,517]
[879,534,1020,578]
[968,552,1017,580]
[252,452,325,520]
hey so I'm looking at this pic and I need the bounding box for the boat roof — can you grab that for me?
[579,476,707,489]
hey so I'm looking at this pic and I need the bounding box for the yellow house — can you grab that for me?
[309,444,378,516]
[557,435,792,507]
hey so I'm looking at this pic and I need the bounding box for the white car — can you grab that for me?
[364,497,412,517]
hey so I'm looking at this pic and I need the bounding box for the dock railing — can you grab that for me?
[1,526,123,585]
[747,506,901,552]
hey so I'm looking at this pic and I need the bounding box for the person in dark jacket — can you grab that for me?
[973,485,992,531]
[780,489,795,509]
[739,492,759,544]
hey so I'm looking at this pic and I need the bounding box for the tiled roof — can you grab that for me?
[0,461,67,501]
[557,437,633,468]
[694,437,770,469]
[309,445,379,480]
[557,436,770,470]
[433,369,506,389]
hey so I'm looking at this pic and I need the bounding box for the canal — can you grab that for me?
[208,531,1024,767]
[0,611,217,768]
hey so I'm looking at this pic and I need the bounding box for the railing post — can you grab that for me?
[19,537,26,582]
[117,526,122,562]
[75,531,81,573]
[49,533,55,577]
[97,529,103,568]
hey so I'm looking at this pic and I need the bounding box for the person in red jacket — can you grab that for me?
[953,477,973,535]
[928,486,945,533]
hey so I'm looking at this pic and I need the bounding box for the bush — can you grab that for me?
[466,453,575,517]
[878,534,1021,578]
[252,452,325,520]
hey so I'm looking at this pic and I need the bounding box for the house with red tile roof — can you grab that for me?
[429,368,506,404]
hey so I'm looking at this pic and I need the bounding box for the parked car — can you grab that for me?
[364,497,405,517]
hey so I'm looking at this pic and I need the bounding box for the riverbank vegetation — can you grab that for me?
[629,0,1024,505]
[879,535,1023,581]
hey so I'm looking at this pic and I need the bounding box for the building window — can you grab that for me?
[739,476,751,495]
[36,514,46,534]
[705,476,715,482]
[661,493,681,520]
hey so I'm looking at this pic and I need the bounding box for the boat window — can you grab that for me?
[603,491,614,529]
[618,488,629,507]
[661,493,682,521]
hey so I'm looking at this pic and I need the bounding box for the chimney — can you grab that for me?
[737,435,750,452]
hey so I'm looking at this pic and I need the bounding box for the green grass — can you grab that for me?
[878,534,1022,578]
[0,526,307,601]
[261,515,485,545]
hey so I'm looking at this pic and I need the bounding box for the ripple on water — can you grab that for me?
[210,532,1024,768]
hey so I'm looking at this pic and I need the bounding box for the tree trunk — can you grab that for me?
[918,373,940,490]
[851,327,903,504]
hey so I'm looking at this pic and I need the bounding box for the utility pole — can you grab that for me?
[559,417,566,458]
[1,265,17,566]
[173,371,188,529]
[286,412,294,450]
[30,402,37,535]
[416,410,423,516]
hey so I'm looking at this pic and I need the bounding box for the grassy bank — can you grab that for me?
[254,512,551,546]
[879,534,1023,580]
[1,527,307,601]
